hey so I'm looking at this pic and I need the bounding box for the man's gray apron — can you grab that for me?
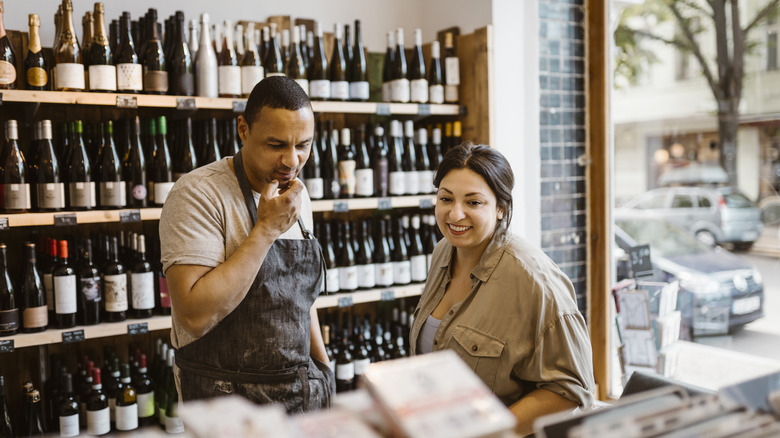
[175,149,335,413]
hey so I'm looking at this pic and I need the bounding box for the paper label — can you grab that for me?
[375,262,394,287]
[36,182,66,209]
[137,391,155,418]
[338,160,356,196]
[389,172,406,195]
[382,81,392,102]
[336,362,355,380]
[104,273,128,312]
[99,181,127,207]
[330,80,349,100]
[429,84,444,104]
[3,183,31,209]
[26,67,48,87]
[418,170,434,195]
[54,63,85,90]
[357,263,376,289]
[349,81,369,100]
[410,79,429,103]
[68,181,96,208]
[0,60,16,85]
[86,406,110,435]
[88,64,117,91]
[241,65,264,95]
[54,275,77,314]
[354,358,370,376]
[391,78,410,103]
[326,267,340,293]
[22,305,48,329]
[309,79,331,99]
[445,57,460,85]
[339,265,358,291]
[411,254,428,282]
[294,79,309,95]
[154,181,174,204]
[115,403,139,431]
[130,271,155,310]
[406,171,420,195]
[305,178,324,200]
[218,65,241,96]
[117,63,143,91]
[59,413,80,437]
[144,70,169,93]
[355,168,374,197]
[393,260,412,285]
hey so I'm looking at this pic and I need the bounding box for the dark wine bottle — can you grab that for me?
[130,235,154,319]
[0,244,18,337]
[97,121,127,208]
[321,222,339,294]
[42,239,57,322]
[343,24,353,75]
[348,20,368,101]
[31,120,65,211]
[391,28,409,103]
[428,41,444,104]
[56,373,79,437]
[21,242,47,333]
[337,128,356,198]
[202,118,222,165]
[103,236,128,322]
[286,25,308,93]
[354,125,374,197]
[259,26,269,69]
[163,351,184,433]
[402,120,419,195]
[23,388,45,436]
[410,215,428,283]
[280,28,290,65]
[443,32,460,103]
[141,8,167,94]
[453,120,462,148]
[263,23,284,77]
[353,332,370,388]
[134,354,155,426]
[0,1,17,90]
[303,123,323,199]
[387,120,405,196]
[53,240,77,329]
[416,128,434,194]
[222,118,240,157]
[240,22,263,97]
[372,125,389,197]
[78,238,101,326]
[86,368,110,435]
[123,116,147,207]
[87,2,116,92]
[338,221,358,292]
[173,118,198,180]
[150,116,173,206]
[169,11,194,96]
[2,120,31,212]
[217,19,241,97]
[329,23,348,101]
[308,21,329,100]
[68,120,97,210]
[381,31,394,102]
[409,29,428,103]
[335,330,354,393]
[374,219,394,288]
[116,13,142,93]
[322,324,335,370]
[116,363,138,431]
[356,220,376,290]
[82,12,94,89]
[392,217,411,285]
[25,14,48,90]
[431,125,443,170]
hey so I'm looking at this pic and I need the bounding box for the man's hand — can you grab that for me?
[255,178,304,237]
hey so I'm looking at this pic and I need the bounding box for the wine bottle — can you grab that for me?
[391,325,408,358]
[82,12,94,89]
[402,121,419,195]
[354,125,374,197]
[329,23,348,101]
[88,2,116,92]
[259,26,269,67]
[264,23,284,77]
[103,236,128,322]
[343,24,353,72]
[2,120,31,212]
[353,332,370,388]
[298,25,309,71]
[163,351,184,433]
[325,123,341,199]
[410,215,428,283]
[321,222,339,294]
[56,373,79,437]
[195,13,218,97]
[372,125,389,197]
[21,242,47,333]
[410,29,428,103]
[0,244,18,337]
[374,219,394,288]
[23,388,45,436]
[335,330,354,393]
[391,28,410,103]
[381,32,394,102]
[25,14,49,90]
[280,28,290,65]
[303,124,323,200]
[240,22,263,96]
[453,120,462,148]
[134,354,155,427]
[116,363,138,431]
[356,220,376,290]
[169,11,194,96]
[428,41,444,104]
[348,20,369,101]
[308,21,329,100]
[78,238,101,326]
[109,19,118,53]
[201,118,222,165]
[96,121,126,208]
[86,368,110,436]
[78,359,94,424]
[286,25,308,94]
[53,240,77,329]
[68,120,97,210]
[337,128,356,198]
[322,324,335,370]
[0,1,16,90]
[116,12,142,93]
[174,118,198,180]
[443,32,460,103]
[217,19,241,97]
[431,125,443,170]
[103,358,120,429]
[123,116,147,207]
[234,23,245,63]
[141,9,167,94]
[42,239,57,321]
[387,120,405,196]
[416,128,434,194]
[188,19,198,59]
[150,116,173,205]
[392,217,411,285]
[338,221,358,292]
[30,120,64,211]
[154,344,169,426]
[129,235,154,319]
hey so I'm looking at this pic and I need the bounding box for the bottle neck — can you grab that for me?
[28,17,42,53]
[94,10,108,45]
[148,15,160,41]
[199,18,211,47]
[0,3,6,38]
[120,17,132,46]
[61,6,77,43]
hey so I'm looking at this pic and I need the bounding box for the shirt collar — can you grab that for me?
[435,226,511,283]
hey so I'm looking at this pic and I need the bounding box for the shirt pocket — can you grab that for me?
[447,325,506,389]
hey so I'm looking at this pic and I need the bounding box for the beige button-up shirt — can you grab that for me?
[410,229,595,408]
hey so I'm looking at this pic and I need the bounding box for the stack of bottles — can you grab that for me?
[0,231,169,337]
[0,1,461,103]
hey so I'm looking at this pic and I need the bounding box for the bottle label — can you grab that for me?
[445,84,458,103]
[88,64,117,91]
[240,65,264,95]
[265,72,285,78]
[355,168,374,197]
[429,84,444,104]
[104,273,128,312]
[354,358,370,376]
[80,275,101,304]
[411,254,428,282]
[338,160,356,196]
[375,262,394,287]
[388,171,406,196]
[117,63,143,91]
[131,271,155,310]
[294,79,309,96]
[218,65,241,96]
[165,411,185,433]
[3,183,31,209]
[445,57,460,85]
[22,305,48,329]
[54,274,78,314]
[137,391,155,418]
[54,63,85,90]
[159,276,171,309]
[36,182,66,209]
[330,80,349,100]
[99,181,127,207]
[336,362,355,380]
[115,403,139,431]
[0,60,16,85]
[375,158,389,197]
[349,81,370,100]
[144,70,169,93]
[391,78,411,103]
[326,267,340,293]
[87,406,110,435]
[305,177,324,200]
[309,79,331,99]
[357,263,376,289]
[69,181,96,208]
[418,170,434,194]
[154,181,175,205]
[26,67,48,87]
[406,171,420,195]
[410,79,429,103]
[339,265,358,291]
[44,273,54,311]
[0,308,19,331]
[393,260,412,285]
[59,413,80,437]
[175,72,195,96]
[131,184,147,201]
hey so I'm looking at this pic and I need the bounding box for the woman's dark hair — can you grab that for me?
[243,76,311,130]
[434,142,514,226]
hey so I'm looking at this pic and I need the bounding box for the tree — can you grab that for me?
[615,0,780,185]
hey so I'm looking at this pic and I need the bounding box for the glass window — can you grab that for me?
[722,192,754,208]
[697,196,712,208]
[636,194,667,209]
[671,195,693,208]
[768,32,777,71]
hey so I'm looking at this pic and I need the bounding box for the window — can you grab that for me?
[768,32,778,71]
[697,196,712,208]
[637,194,667,209]
[671,195,693,208]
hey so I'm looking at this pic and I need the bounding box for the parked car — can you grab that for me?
[615,217,764,337]
[617,186,763,250]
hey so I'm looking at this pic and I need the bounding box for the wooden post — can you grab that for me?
[457,25,494,146]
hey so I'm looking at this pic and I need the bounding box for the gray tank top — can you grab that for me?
[417,314,442,354]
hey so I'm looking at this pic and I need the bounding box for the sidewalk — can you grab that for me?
[749,225,780,257]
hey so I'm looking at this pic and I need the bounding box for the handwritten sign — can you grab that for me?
[629,244,653,278]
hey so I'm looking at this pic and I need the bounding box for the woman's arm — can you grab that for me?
[508,388,579,436]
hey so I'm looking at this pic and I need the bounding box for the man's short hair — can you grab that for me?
[243,77,312,129]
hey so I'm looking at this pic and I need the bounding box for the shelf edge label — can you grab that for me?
[176,98,197,111]
[116,95,138,108]
[0,218,8,230]
[62,329,85,343]
[128,322,149,335]
[0,339,13,353]
[120,210,142,223]
[333,201,349,213]
[54,213,78,227]
[381,290,396,301]
[376,103,391,116]
[337,296,354,308]
[419,198,434,209]
[417,104,431,115]
[378,198,392,210]
[232,100,247,113]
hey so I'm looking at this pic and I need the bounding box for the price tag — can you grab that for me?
[116,95,138,108]
[378,198,392,210]
[376,103,391,116]
[629,244,653,278]
[418,104,431,115]
[419,197,434,209]
[176,98,197,111]
[381,290,396,301]
[0,218,8,230]
[337,296,354,308]
[119,210,141,223]
[459,105,468,116]
[62,329,85,343]
[128,322,149,335]
[232,100,247,113]
[54,213,78,227]
[333,201,349,213]
[0,339,13,353]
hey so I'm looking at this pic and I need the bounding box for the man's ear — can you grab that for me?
[237,115,249,143]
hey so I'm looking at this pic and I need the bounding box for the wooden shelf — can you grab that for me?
[0,208,162,228]
[0,90,462,115]
[311,195,436,212]
[3,284,424,350]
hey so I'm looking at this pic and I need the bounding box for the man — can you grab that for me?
[159,77,334,412]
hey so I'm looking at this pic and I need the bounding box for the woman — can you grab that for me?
[409,143,595,436]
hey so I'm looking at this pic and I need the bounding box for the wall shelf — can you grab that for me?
[310,195,436,212]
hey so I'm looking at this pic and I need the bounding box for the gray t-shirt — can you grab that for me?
[159,157,314,349]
